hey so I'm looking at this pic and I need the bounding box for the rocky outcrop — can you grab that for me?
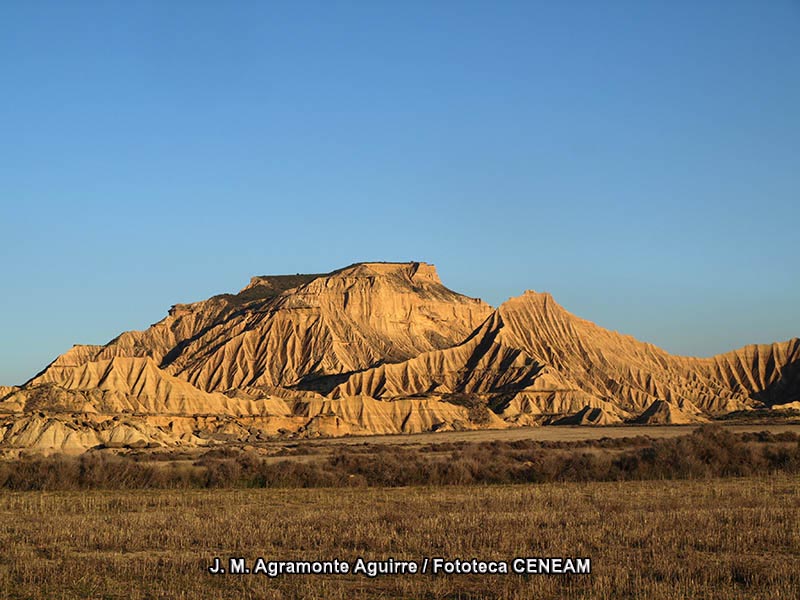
[332,290,798,417]
[551,405,624,426]
[2,261,797,453]
[21,357,292,416]
[771,401,800,411]
[0,414,194,455]
[0,386,18,403]
[33,262,492,392]
[633,400,710,425]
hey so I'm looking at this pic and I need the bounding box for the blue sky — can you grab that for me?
[1,1,798,385]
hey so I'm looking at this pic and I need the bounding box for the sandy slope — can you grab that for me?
[3,262,797,453]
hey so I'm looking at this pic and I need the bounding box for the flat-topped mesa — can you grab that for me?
[408,261,441,283]
[351,261,442,283]
[7,260,799,454]
[229,263,449,307]
[327,261,443,285]
[278,262,485,314]
[31,261,494,395]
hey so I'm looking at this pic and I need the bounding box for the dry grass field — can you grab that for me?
[0,476,798,599]
[307,422,800,447]
[0,426,798,598]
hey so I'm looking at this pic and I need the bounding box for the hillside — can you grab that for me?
[1,261,797,453]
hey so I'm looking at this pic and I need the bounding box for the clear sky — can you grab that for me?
[1,1,798,385]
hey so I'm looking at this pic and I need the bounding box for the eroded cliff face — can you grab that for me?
[2,262,797,453]
[331,290,799,420]
[33,262,491,392]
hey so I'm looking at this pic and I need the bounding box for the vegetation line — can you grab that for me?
[0,426,797,490]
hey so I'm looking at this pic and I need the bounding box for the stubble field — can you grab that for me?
[0,475,798,599]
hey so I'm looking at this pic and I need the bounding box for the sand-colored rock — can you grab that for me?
[2,261,797,453]
[0,386,18,401]
[633,400,710,425]
[551,405,624,426]
[500,384,633,423]
[0,414,191,455]
[332,290,798,416]
[0,392,502,452]
[33,262,492,393]
[26,356,292,417]
[293,395,506,435]
[771,401,800,411]
[490,292,798,414]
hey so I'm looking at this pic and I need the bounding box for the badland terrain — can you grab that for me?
[1,261,798,454]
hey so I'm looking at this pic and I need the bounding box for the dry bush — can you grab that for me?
[0,426,797,490]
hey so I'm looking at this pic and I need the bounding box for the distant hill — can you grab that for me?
[2,261,797,453]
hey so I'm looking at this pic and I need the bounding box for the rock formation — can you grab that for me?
[633,400,710,425]
[1,261,797,453]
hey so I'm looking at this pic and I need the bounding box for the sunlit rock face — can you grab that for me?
[2,261,797,453]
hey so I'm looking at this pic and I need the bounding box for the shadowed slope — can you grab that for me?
[331,290,800,416]
[4,263,797,453]
[23,357,291,416]
[33,263,493,392]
